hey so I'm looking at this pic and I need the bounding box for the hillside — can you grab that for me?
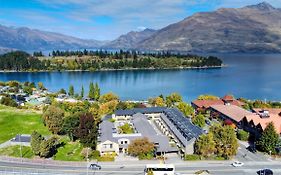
[136,2,281,53]
[0,25,104,51]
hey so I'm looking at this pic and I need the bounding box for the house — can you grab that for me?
[98,107,203,156]
[192,95,245,113]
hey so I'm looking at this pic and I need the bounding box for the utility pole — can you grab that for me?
[86,147,89,175]
[19,134,22,162]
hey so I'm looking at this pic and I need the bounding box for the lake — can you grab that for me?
[0,54,281,102]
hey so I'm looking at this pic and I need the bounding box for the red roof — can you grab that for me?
[222,95,235,101]
[192,99,224,108]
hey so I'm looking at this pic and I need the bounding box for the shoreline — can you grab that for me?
[0,65,226,73]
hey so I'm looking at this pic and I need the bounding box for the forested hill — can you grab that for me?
[0,50,222,71]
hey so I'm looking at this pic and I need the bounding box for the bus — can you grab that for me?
[144,164,175,175]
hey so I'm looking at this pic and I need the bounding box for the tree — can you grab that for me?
[30,131,44,155]
[38,82,45,90]
[128,137,154,158]
[62,113,80,141]
[75,113,98,148]
[119,123,133,134]
[99,92,119,103]
[148,97,165,107]
[257,122,279,154]
[166,93,182,107]
[176,102,194,117]
[237,129,249,141]
[42,105,65,134]
[209,124,238,159]
[198,94,219,100]
[68,85,74,97]
[58,88,66,94]
[80,85,84,98]
[39,136,58,158]
[194,133,216,157]
[93,83,100,101]
[88,82,95,99]
[0,96,17,107]
[192,114,205,128]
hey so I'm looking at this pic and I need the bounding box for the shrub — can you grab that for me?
[91,150,100,159]
[0,96,17,107]
[138,152,154,160]
[97,153,115,162]
[237,130,249,141]
[184,154,201,161]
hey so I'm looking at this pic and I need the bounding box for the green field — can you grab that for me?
[0,145,34,158]
[0,105,50,144]
[54,138,84,161]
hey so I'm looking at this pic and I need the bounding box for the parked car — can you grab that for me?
[231,161,244,167]
[89,164,101,170]
[257,169,273,175]
[205,119,211,126]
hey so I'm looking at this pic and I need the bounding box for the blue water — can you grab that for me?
[0,54,281,101]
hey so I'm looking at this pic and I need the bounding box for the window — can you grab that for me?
[110,144,113,148]
[121,141,123,144]
[124,141,128,144]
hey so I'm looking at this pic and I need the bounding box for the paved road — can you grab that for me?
[1,160,281,175]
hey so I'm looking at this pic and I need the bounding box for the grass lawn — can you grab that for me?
[0,105,50,144]
[54,138,84,161]
[0,145,34,158]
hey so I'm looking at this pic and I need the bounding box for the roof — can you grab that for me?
[222,95,235,101]
[253,108,281,115]
[11,134,31,143]
[210,105,252,122]
[115,107,167,116]
[99,120,115,142]
[161,108,203,147]
[245,113,281,134]
[192,99,224,108]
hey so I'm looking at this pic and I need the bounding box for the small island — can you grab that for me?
[0,50,222,72]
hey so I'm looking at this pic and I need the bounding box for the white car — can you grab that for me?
[232,161,244,167]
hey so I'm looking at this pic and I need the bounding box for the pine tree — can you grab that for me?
[257,122,279,154]
[94,83,100,101]
[30,131,44,155]
[68,85,74,97]
[88,82,95,99]
[81,85,84,98]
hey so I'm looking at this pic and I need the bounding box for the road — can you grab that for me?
[1,159,281,175]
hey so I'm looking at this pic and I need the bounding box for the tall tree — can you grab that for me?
[42,105,65,134]
[30,131,44,155]
[68,85,74,97]
[39,136,58,158]
[176,102,194,117]
[62,113,80,141]
[166,93,182,107]
[257,122,279,154]
[93,83,100,101]
[194,133,216,157]
[88,82,95,99]
[37,82,45,90]
[81,85,84,98]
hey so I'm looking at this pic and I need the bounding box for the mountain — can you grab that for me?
[104,28,156,49]
[0,25,105,51]
[137,2,281,53]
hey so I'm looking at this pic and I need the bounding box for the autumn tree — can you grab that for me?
[42,105,65,134]
[257,122,280,154]
[93,83,100,101]
[176,102,194,117]
[119,123,133,134]
[31,131,44,155]
[194,133,216,157]
[99,92,119,103]
[38,82,45,90]
[197,94,219,100]
[148,97,165,107]
[166,93,182,107]
[128,137,155,158]
[209,124,238,159]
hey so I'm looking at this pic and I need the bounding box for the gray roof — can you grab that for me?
[161,108,203,147]
[115,107,167,116]
[11,135,31,143]
[99,120,115,142]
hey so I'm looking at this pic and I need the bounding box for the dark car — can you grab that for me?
[89,164,101,170]
[257,169,273,175]
[205,119,211,126]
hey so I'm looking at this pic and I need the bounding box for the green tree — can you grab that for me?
[237,130,249,141]
[39,136,58,158]
[42,105,65,134]
[128,137,154,158]
[30,131,44,155]
[209,124,238,159]
[192,114,205,128]
[257,122,279,154]
[194,133,216,157]
[58,88,66,94]
[118,123,133,134]
[88,82,95,99]
[0,96,17,107]
[166,93,182,107]
[80,85,84,98]
[176,102,194,117]
[93,83,100,101]
[68,85,74,97]
[62,113,80,141]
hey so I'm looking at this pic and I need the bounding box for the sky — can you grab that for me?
[0,0,281,40]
